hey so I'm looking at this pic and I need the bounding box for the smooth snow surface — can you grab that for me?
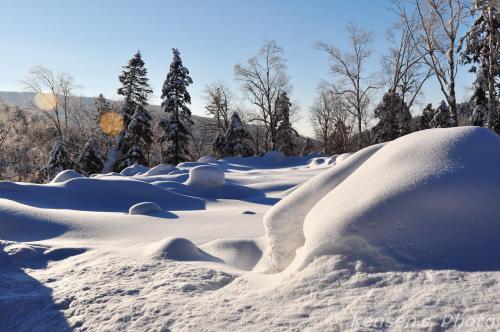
[1,127,500,331]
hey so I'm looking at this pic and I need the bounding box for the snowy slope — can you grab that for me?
[1,127,500,331]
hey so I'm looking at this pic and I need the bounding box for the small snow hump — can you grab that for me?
[50,170,84,183]
[128,202,162,216]
[185,165,225,187]
[148,237,221,262]
[198,155,217,163]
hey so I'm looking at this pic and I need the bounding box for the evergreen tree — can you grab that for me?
[300,137,314,156]
[117,51,153,126]
[470,70,488,126]
[76,138,104,175]
[46,139,77,180]
[215,112,254,157]
[331,118,350,154]
[418,104,436,130]
[95,93,111,117]
[431,100,453,128]
[160,48,193,165]
[373,91,411,143]
[275,92,298,155]
[211,132,226,159]
[116,105,153,169]
[460,0,500,132]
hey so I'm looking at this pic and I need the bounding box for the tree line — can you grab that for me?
[0,0,498,182]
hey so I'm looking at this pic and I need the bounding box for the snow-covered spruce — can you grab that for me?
[212,112,254,158]
[116,104,153,170]
[373,91,412,143]
[45,139,78,182]
[275,91,298,155]
[76,138,104,176]
[160,48,193,165]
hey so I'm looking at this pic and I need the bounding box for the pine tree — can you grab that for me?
[160,48,193,165]
[275,92,298,155]
[460,0,500,132]
[76,138,104,175]
[46,139,77,180]
[116,105,153,169]
[431,100,453,128]
[300,137,314,156]
[117,51,153,126]
[217,112,254,157]
[373,91,411,143]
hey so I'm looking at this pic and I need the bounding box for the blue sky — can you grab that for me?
[0,0,474,135]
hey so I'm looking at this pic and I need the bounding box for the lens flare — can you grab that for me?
[100,112,125,136]
[34,92,57,111]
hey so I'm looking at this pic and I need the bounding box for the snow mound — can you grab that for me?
[260,143,385,272]
[202,238,263,270]
[185,165,225,187]
[143,164,176,176]
[198,155,217,163]
[50,170,84,183]
[128,202,162,215]
[148,237,220,262]
[263,150,285,162]
[289,127,500,272]
[336,153,352,163]
[120,164,149,176]
[307,157,327,168]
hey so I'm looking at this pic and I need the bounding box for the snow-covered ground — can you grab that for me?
[1,127,500,331]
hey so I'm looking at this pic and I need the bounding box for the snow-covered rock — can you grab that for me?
[185,165,225,187]
[50,170,84,183]
[198,155,217,163]
[120,165,149,176]
[144,164,176,176]
[289,127,500,271]
[148,237,220,261]
[128,202,162,216]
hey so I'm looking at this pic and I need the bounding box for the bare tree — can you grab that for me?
[22,66,75,137]
[235,40,291,151]
[317,23,378,148]
[395,0,468,125]
[381,20,433,109]
[203,81,233,133]
[310,90,350,154]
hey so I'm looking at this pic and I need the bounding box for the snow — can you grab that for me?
[1,127,500,331]
[198,155,217,163]
[120,164,149,176]
[50,170,84,183]
[185,165,225,187]
[143,164,177,176]
[128,202,162,216]
[293,127,500,272]
[261,143,385,271]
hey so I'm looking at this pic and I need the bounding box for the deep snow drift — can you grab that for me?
[263,127,500,272]
[1,127,500,331]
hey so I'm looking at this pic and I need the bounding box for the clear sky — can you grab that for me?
[0,0,474,135]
